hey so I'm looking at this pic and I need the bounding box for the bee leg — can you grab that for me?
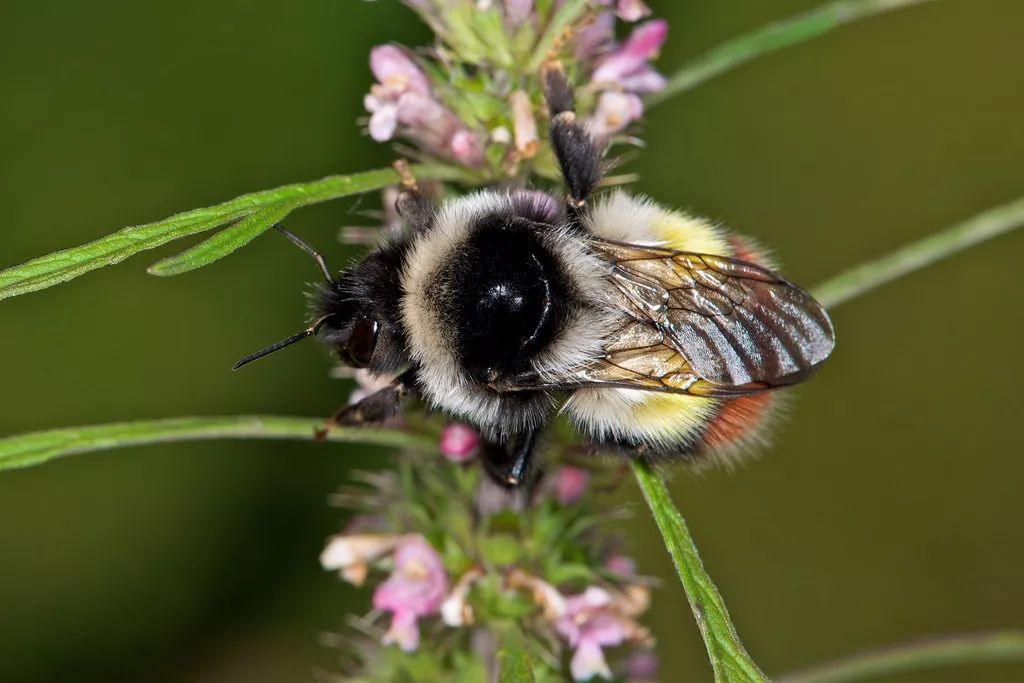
[542,61,604,226]
[314,371,415,440]
[392,159,435,233]
[482,428,541,489]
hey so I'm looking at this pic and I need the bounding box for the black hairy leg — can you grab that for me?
[392,160,434,233]
[314,369,416,440]
[481,428,542,490]
[542,61,604,225]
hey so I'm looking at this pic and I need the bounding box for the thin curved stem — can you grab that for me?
[632,461,768,683]
[813,196,1024,309]
[0,416,437,473]
[648,0,937,107]
[776,631,1024,683]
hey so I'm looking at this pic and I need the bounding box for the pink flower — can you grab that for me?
[372,535,449,652]
[364,45,431,142]
[591,20,668,88]
[587,91,644,138]
[623,649,660,681]
[554,466,590,505]
[555,587,629,681]
[450,129,485,166]
[363,44,483,166]
[605,554,637,579]
[507,569,567,620]
[320,533,402,587]
[440,566,484,626]
[370,45,430,96]
[504,0,534,27]
[440,423,479,462]
[574,10,615,61]
[615,0,652,22]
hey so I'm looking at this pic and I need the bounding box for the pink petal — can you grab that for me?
[587,91,643,138]
[504,0,534,27]
[591,19,668,83]
[395,91,446,127]
[554,466,590,505]
[619,66,667,94]
[575,11,615,61]
[450,129,484,166]
[571,640,613,681]
[624,650,660,680]
[605,554,637,578]
[373,536,449,616]
[440,423,479,462]
[615,0,652,22]
[382,610,421,652]
[369,45,430,95]
[580,612,628,648]
[623,19,669,60]
[368,104,398,141]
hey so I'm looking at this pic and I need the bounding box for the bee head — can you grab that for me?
[311,242,410,374]
[232,238,410,374]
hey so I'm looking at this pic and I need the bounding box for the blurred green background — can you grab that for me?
[2,1,1023,681]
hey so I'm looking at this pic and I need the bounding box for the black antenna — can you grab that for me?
[232,315,334,370]
[275,224,333,282]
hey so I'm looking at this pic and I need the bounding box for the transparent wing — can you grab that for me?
[493,239,835,398]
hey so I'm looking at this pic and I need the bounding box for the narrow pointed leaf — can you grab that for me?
[814,195,1024,309]
[0,416,437,473]
[148,200,299,276]
[649,0,937,106]
[632,461,768,682]
[777,631,1024,683]
[0,164,470,301]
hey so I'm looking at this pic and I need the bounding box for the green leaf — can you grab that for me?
[813,195,1024,309]
[631,461,768,683]
[777,631,1024,683]
[0,415,436,473]
[147,200,298,276]
[480,534,523,567]
[499,631,536,683]
[0,163,471,301]
[648,0,937,107]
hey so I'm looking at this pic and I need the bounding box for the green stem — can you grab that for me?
[631,461,768,683]
[498,628,537,683]
[813,196,1024,309]
[648,0,936,107]
[776,631,1024,683]
[0,416,437,473]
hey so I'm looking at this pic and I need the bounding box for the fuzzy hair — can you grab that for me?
[399,190,618,436]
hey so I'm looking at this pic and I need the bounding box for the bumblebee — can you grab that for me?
[236,64,835,486]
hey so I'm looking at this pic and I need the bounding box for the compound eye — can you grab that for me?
[345,318,379,368]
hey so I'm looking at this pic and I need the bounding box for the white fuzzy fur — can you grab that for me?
[399,191,617,432]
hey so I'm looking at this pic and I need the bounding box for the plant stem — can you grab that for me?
[631,461,768,683]
[0,416,437,473]
[813,196,1024,309]
[776,631,1024,683]
[648,0,936,107]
